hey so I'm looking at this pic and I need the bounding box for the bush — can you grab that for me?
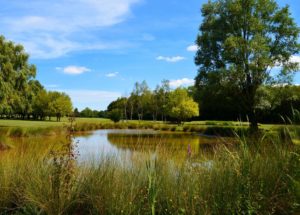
[108,109,122,123]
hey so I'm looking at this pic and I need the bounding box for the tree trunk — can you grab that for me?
[130,105,133,120]
[245,72,259,132]
[249,108,258,131]
[123,100,127,122]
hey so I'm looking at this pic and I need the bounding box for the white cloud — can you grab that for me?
[291,55,300,64]
[61,66,91,75]
[269,55,300,70]
[142,34,155,41]
[59,89,122,110]
[1,0,141,58]
[156,56,185,63]
[186,44,198,52]
[169,78,194,88]
[45,84,59,89]
[105,72,119,78]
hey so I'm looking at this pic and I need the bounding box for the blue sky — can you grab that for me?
[1,0,299,110]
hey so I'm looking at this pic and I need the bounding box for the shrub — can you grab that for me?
[108,109,122,123]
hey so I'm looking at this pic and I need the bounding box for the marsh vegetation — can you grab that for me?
[0,126,300,214]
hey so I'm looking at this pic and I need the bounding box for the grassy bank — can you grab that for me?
[0,130,299,214]
[0,118,292,138]
[0,118,109,137]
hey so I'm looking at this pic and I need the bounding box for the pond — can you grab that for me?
[2,129,235,164]
[74,129,233,163]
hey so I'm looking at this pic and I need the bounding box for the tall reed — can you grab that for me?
[0,125,299,214]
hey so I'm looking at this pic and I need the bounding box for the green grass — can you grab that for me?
[0,118,297,138]
[0,118,112,137]
[0,118,110,128]
[0,128,299,214]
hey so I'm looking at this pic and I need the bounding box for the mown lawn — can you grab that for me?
[0,118,111,128]
[0,118,295,139]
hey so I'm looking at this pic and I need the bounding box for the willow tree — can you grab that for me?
[195,0,299,129]
[0,36,36,116]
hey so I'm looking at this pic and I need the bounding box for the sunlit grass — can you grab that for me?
[0,118,299,140]
[0,128,299,214]
[0,118,111,128]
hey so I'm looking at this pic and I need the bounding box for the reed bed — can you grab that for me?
[0,129,299,214]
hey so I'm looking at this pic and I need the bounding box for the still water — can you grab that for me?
[73,129,231,163]
[3,129,233,163]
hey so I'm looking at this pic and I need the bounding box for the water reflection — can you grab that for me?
[74,129,233,163]
[2,130,234,164]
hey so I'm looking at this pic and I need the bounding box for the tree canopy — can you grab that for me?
[106,81,199,123]
[168,88,199,123]
[0,36,73,120]
[194,0,300,129]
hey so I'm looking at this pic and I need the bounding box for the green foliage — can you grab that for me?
[0,35,37,117]
[32,90,73,121]
[48,92,73,122]
[256,85,300,123]
[0,128,299,214]
[107,80,199,122]
[168,88,199,123]
[0,36,74,120]
[194,84,300,123]
[78,107,107,118]
[108,109,122,123]
[195,0,300,129]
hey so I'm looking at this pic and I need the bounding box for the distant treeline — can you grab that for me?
[104,80,199,123]
[0,36,73,121]
[104,80,300,124]
[74,107,107,118]
[193,84,300,123]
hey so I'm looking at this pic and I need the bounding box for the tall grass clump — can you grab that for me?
[0,122,300,214]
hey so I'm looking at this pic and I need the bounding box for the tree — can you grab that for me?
[73,108,80,117]
[48,92,72,121]
[195,0,300,130]
[0,36,37,117]
[32,90,50,120]
[98,110,108,118]
[131,81,150,120]
[194,71,245,121]
[167,88,199,123]
[107,97,128,120]
[80,107,94,118]
[108,109,122,123]
[154,80,170,122]
[0,36,74,120]
[255,85,300,123]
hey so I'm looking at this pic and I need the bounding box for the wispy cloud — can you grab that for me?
[58,66,91,75]
[1,0,141,58]
[141,33,155,41]
[105,72,119,78]
[156,56,185,63]
[59,89,122,110]
[291,55,300,64]
[45,84,59,89]
[270,55,300,70]
[186,44,198,52]
[169,78,194,88]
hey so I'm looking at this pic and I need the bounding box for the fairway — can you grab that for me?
[0,118,111,128]
[0,118,289,133]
